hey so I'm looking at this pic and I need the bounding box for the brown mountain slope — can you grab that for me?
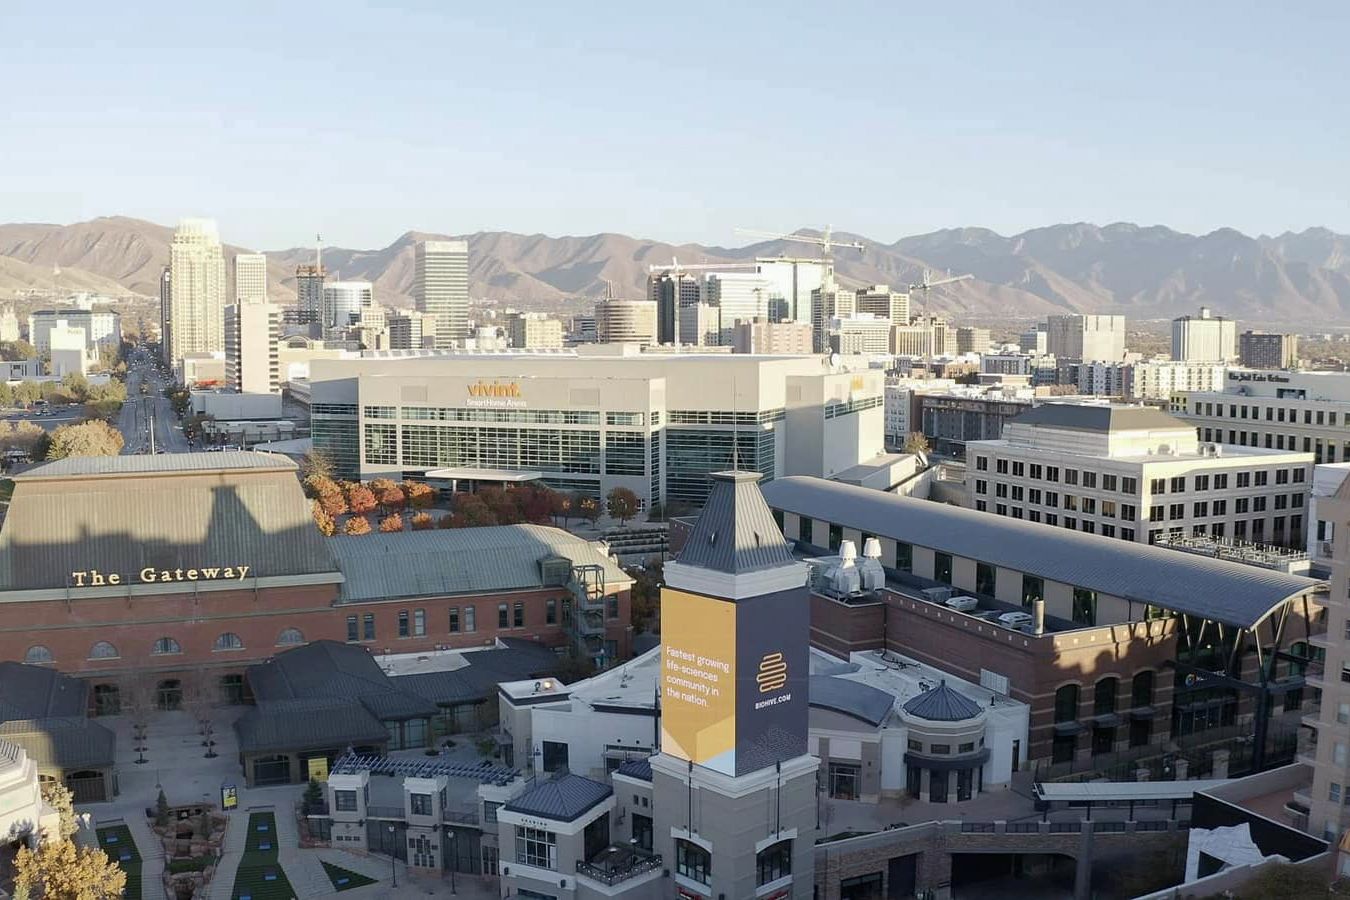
[0,255,131,298]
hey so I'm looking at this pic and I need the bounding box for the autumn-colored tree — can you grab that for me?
[476,486,519,524]
[0,339,36,362]
[312,501,336,537]
[377,485,406,513]
[578,494,601,526]
[318,487,348,518]
[14,836,126,900]
[41,781,78,841]
[520,486,556,524]
[44,420,124,459]
[404,481,436,510]
[344,515,371,536]
[303,473,339,499]
[345,483,377,517]
[551,491,573,526]
[298,449,335,483]
[450,493,497,528]
[369,477,399,495]
[411,512,435,531]
[903,432,931,456]
[0,420,46,459]
[378,513,404,533]
[606,487,640,524]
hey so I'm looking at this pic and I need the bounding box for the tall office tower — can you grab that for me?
[413,240,469,348]
[706,272,774,345]
[593,298,657,345]
[956,326,991,355]
[321,282,374,338]
[164,218,227,366]
[810,283,856,353]
[756,257,825,326]
[1172,306,1237,363]
[224,301,282,394]
[504,311,564,349]
[294,265,325,322]
[158,267,172,361]
[855,284,910,324]
[233,253,268,305]
[679,303,722,347]
[1045,313,1125,362]
[0,306,19,343]
[1019,325,1048,355]
[1239,330,1298,370]
[930,317,958,356]
[648,271,701,344]
[830,314,893,354]
[653,471,816,899]
[387,311,432,350]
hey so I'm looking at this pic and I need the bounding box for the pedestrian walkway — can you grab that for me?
[121,815,168,900]
[273,799,332,897]
[204,806,251,900]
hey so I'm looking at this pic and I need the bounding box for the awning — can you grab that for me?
[904,748,991,772]
[1128,707,1156,720]
[424,467,543,483]
[1090,713,1123,729]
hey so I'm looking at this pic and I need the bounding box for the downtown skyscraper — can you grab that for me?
[162,218,226,366]
[412,239,468,348]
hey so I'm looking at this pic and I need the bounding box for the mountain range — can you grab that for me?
[3,217,1350,322]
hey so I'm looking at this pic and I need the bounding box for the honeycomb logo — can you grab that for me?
[756,652,788,693]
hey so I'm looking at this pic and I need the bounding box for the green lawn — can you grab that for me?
[96,824,142,900]
[231,812,296,900]
[321,861,378,892]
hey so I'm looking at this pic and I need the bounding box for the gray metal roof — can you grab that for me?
[613,758,653,782]
[0,662,88,718]
[329,525,629,603]
[394,640,562,706]
[676,470,795,574]
[0,717,116,769]
[233,698,391,754]
[901,681,984,722]
[762,477,1323,628]
[0,453,339,591]
[504,773,612,822]
[809,676,894,726]
[246,641,437,718]
[1007,403,1188,433]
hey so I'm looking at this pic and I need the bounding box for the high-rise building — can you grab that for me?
[648,272,700,344]
[504,312,564,349]
[1172,306,1237,363]
[755,257,825,325]
[387,311,431,350]
[321,282,374,338]
[810,283,855,353]
[412,240,469,348]
[1240,331,1298,370]
[1020,325,1048,355]
[1046,314,1125,362]
[679,303,722,347]
[567,314,597,344]
[0,306,19,343]
[593,299,657,345]
[159,266,172,359]
[47,321,88,377]
[830,314,893,355]
[28,309,120,359]
[224,301,281,394]
[163,218,227,366]
[294,264,325,326]
[855,284,910,324]
[233,253,268,305]
[730,318,813,354]
[956,326,991,355]
[890,323,935,357]
[706,272,773,344]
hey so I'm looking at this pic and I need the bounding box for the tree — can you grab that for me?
[436,513,455,529]
[450,493,496,528]
[345,483,377,517]
[903,432,931,456]
[378,513,404,533]
[312,501,336,537]
[578,494,601,526]
[404,481,435,510]
[298,449,335,483]
[0,420,46,459]
[377,485,406,514]
[14,836,126,900]
[520,485,556,524]
[344,515,371,536]
[0,340,36,362]
[44,420,124,460]
[551,491,573,526]
[477,486,519,524]
[303,473,339,499]
[629,562,663,634]
[155,788,171,828]
[410,512,435,531]
[41,782,78,841]
[606,487,639,524]
[318,487,348,518]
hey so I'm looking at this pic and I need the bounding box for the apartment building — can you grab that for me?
[967,404,1314,548]
[854,284,909,324]
[829,314,892,354]
[504,311,564,349]
[1305,475,1350,842]
[1240,331,1298,370]
[1172,369,1350,464]
[1172,307,1237,363]
[1046,314,1125,362]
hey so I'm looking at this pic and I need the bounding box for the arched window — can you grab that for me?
[1132,671,1155,708]
[276,627,304,646]
[89,641,119,659]
[151,637,182,656]
[1094,677,1118,716]
[213,633,244,651]
[1053,684,1079,723]
[24,645,53,665]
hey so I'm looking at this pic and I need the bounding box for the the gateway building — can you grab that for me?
[308,347,885,508]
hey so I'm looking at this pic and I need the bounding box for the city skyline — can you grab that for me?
[1,3,1346,249]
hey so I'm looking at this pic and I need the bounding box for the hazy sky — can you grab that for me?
[2,2,1346,250]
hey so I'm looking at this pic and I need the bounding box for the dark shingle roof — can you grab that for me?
[504,773,612,822]
[0,662,88,718]
[613,758,652,782]
[677,470,794,574]
[902,681,984,722]
[762,477,1322,629]
[0,717,116,769]
[234,698,391,754]
[809,676,894,727]
[1007,403,1188,433]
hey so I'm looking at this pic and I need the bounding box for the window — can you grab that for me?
[975,479,987,495]
[976,456,988,471]
[1337,743,1349,767]
[1214,473,1227,489]
[1094,678,1118,716]
[1029,488,1041,505]
[484,801,501,825]
[347,615,359,642]
[334,790,358,812]
[89,641,118,659]
[934,552,953,585]
[413,609,426,636]
[996,459,1009,474]
[1082,472,1097,489]
[1047,466,1059,482]
[756,840,792,887]
[1132,671,1154,708]
[1339,703,1350,726]
[1065,469,1079,485]
[276,627,304,646]
[398,610,410,638]
[464,606,476,632]
[828,762,860,800]
[895,541,913,572]
[995,483,1009,498]
[976,562,996,596]
[213,632,244,651]
[1022,574,1044,608]
[930,744,951,754]
[498,604,509,629]
[1170,476,1185,493]
[1072,588,1096,626]
[676,839,711,884]
[1030,464,1042,479]
[1212,500,1226,516]
[1012,461,1025,477]
[631,813,652,852]
[363,613,376,640]
[410,793,433,816]
[1194,475,1209,491]
[1102,474,1117,492]
[1332,784,1343,805]
[541,740,569,773]
[24,645,53,665]
[907,738,923,751]
[1237,472,1251,488]
[1121,504,1136,521]
[151,637,181,656]
[1122,477,1137,493]
[1101,500,1115,518]
[1054,684,1079,723]
[1169,504,1184,520]
[1150,478,1166,494]
[607,596,619,619]
[1255,470,1268,486]
[516,826,558,870]
[546,599,557,625]
[1193,501,1208,517]
[512,602,525,628]
[449,608,460,633]
[1150,505,1163,522]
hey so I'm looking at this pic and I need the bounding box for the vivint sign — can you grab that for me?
[465,380,526,409]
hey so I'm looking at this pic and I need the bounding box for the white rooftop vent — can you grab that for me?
[839,540,858,567]
[862,537,882,560]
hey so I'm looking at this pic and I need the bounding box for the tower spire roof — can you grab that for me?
[675,471,794,575]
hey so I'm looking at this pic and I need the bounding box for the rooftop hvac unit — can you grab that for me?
[922,586,953,604]
[858,556,885,591]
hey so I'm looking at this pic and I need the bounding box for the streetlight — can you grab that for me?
[447,830,456,894]
[388,825,397,886]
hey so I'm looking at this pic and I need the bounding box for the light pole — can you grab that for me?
[447,830,456,894]
[388,825,397,886]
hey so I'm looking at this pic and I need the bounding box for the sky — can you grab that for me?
[2,1,1347,250]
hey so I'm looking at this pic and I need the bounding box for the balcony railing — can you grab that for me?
[575,850,662,886]
[442,807,479,826]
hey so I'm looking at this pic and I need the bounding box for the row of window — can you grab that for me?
[974,457,1138,494]
[1148,494,1304,521]
[1145,516,1302,544]
[974,482,1139,520]
[344,598,619,643]
[1193,401,1343,428]
[24,629,306,665]
[1201,426,1340,461]
[1054,673,1155,723]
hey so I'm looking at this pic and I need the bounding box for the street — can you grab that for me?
[118,351,191,455]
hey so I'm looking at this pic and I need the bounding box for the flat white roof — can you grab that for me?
[425,467,543,482]
[1034,779,1232,803]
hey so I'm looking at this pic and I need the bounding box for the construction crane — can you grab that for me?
[646,258,758,275]
[907,269,974,320]
[733,225,866,264]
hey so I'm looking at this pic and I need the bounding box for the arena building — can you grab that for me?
[307,347,885,507]
[0,454,633,714]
